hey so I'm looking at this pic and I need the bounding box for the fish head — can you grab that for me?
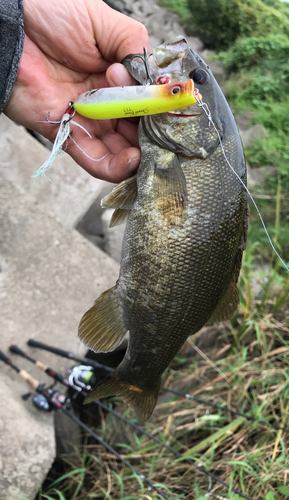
[122,36,234,159]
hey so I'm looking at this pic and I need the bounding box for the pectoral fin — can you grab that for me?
[154,152,188,225]
[101,175,138,227]
[109,209,131,228]
[78,285,127,352]
[84,369,161,421]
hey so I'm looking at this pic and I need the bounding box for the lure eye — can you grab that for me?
[189,68,209,85]
[171,86,180,95]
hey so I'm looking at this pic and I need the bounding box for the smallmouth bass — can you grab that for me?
[79,36,248,421]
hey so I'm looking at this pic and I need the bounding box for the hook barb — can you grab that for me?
[130,47,153,85]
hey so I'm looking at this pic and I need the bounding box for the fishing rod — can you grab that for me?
[11,344,251,500]
[27,339,289,435]
[10,344,83,393]
[27,338,113,372]
[0,350,169,500]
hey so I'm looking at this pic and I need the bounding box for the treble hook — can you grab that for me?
[130,47,153,85]
[45,104,76,125]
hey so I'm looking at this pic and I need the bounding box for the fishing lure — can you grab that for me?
[73,80,199,120]
[33,81,200,179]
[33,105,110,180]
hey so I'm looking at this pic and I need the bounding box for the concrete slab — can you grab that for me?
[0,173,119,500]
[0,114,111,228]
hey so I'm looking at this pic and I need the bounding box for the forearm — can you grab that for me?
[0,0,24,114]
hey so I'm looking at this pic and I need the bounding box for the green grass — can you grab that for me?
[216,34,289,261]
[35,251,289,499]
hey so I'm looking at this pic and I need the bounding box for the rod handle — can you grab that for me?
[9,345,27,357]
[0,351,10,364]
[0,350,12,364]
[0,350,20,373]
[19,370,40,391]
[27,339,74,359]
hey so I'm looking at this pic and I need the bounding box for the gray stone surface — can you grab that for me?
[0,380,55,500]
[201,51,226,83]
[247,164,277,188]
[240,124,268,149]
[0,173,119,499]
[0,114,110,228]
[235,110,255,131]
[110,0,204,52]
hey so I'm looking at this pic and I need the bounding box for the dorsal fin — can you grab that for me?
[153,151,188,225]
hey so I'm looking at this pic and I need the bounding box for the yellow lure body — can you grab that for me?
[73,81,198,120]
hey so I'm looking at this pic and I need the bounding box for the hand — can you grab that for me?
[4,0,149,182]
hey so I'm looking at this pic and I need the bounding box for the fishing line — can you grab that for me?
[61,406,171,499]
[164,387,289,434]
[188,340,232,386]
[10,344,251,499]
[27,339,289,435]
[33,107,109,180]
[83,403,252,500]
[194,90,289,273]
[69,133,110,162]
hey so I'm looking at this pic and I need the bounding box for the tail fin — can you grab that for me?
[84,371,161,421]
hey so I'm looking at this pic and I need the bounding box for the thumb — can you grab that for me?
[106,63,137,87]
[90,1,150,62]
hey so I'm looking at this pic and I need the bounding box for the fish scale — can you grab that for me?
[78,36,248,420]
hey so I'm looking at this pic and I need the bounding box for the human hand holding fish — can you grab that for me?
[4,0,149,183]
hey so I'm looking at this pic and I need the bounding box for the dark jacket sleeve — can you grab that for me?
[0,0,24,114]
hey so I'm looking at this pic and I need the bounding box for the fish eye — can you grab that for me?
[171,86,180,95]
[189,68,209,85]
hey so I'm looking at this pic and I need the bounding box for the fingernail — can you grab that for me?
[127,156,140,174]
[107,63,136,87]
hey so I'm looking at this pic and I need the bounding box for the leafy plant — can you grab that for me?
[186,0,289,49]
[218,34,289,73]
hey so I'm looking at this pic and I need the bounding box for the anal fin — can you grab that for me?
[207,280,240,324]
[84,370,161,421]
[78,285,127,352]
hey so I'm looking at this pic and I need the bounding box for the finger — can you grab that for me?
[106,63,137,87]
[67,138,140,182]
[93,3,150,62]
[116,119,140,148]
[63,122,140,182]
